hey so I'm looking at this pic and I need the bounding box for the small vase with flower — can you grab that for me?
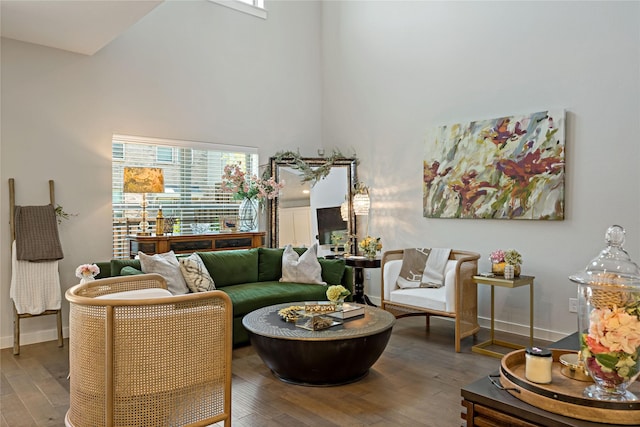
[490,249,522,277]
[76,264,100,284]
[359,236,382,260]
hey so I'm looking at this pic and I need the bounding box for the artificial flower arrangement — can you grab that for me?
[326,285,351,302]
[490,248,522,265]
[359,236,382,258]
[581,300,640,389]
[221,163,285,202]
[75,264,99,281]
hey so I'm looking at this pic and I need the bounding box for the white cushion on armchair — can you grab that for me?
[383,259,458,313]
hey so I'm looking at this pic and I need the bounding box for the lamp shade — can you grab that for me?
[123,167,165,193]
[353,192,370,216]
[340,199,349,221]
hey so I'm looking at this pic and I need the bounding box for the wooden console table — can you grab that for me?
[129,231,265,258]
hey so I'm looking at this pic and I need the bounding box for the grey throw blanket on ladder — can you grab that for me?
[14,204,64,261]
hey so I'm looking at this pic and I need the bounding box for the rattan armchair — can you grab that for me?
[381,249,480,352]
[65,273,232,427]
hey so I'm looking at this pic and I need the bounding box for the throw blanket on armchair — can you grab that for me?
[396,248,451,289]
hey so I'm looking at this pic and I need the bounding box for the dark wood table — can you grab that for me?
[243,302,394,386]
[461,333,640,426]
[128,231,265,258]
[345,256,380,306]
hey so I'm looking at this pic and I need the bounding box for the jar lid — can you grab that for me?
[568,225,640,288]
[526,347,552,357]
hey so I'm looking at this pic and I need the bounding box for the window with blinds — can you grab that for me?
[112,135,258,259]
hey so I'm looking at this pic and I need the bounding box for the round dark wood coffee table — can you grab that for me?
[242,302,395,386]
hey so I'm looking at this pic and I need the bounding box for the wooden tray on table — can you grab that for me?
[499,349,640,425]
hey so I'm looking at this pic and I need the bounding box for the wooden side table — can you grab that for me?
[345,256,380,306]
[472,275,535,358]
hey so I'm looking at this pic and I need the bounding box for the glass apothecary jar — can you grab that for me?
[569,225,640,401]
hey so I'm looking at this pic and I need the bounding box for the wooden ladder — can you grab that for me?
[8,178,64,355]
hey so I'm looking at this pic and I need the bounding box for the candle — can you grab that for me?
[525,347,553,384]
[504,264,514,280]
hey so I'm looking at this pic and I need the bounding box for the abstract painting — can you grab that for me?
[423,110,565,220]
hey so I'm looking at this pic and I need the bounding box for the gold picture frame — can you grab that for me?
[221,216,237,232]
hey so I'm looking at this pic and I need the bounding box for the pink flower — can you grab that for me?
[75,264,99,279]
[490,250,505,263]
[588,306,640,355]
[221,163,284,202]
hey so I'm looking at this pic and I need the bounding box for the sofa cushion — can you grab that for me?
[94,261,112,279]
[280,244,325,285]
[258,247,285,281]
[198,248,259,287]
[110,259,141,276]
[96,288,172,300]
[389,287,448,312]
[179,253,216,292]
[221,281,329,316]
[121,266,144,276]
[318,258,346,286]
[139,251,190,295]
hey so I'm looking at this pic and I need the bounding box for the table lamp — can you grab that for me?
[123,167,164,235]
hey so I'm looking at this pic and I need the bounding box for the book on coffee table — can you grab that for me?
[328,303,364,320]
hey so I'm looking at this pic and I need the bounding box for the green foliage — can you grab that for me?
[269,149,357,186]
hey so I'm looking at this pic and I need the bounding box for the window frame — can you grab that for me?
[111,134,258,259]
[208,0,267,19]
[155,146,175,164]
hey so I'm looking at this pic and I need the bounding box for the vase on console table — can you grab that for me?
[239,197,259,232]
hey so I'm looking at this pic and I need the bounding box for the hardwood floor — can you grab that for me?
[1,316,551,427]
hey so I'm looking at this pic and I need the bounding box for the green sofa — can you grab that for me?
[94,247,354,347]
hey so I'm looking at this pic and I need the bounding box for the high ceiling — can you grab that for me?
[0,0,163,55]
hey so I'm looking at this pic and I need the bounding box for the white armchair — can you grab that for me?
[381,249,480,352]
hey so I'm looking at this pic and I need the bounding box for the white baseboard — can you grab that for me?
[0,327,68,350]
[474,316,567,343]
[368,294,569,343]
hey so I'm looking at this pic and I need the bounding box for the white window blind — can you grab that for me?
[112,135,258,259]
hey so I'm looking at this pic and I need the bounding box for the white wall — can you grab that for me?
[2,0,639,348]
[0,0,323,347]
[322,1,640,341]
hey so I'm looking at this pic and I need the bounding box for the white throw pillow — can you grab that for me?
[280,243,326,285]
[179,253,216,292]
[139,251,190,295]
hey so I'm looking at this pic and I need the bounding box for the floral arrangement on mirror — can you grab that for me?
[270,149,356,184]
[221,163,285,203]
[489,248,522,276]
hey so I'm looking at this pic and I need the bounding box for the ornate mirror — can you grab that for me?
[268,156,358,254]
